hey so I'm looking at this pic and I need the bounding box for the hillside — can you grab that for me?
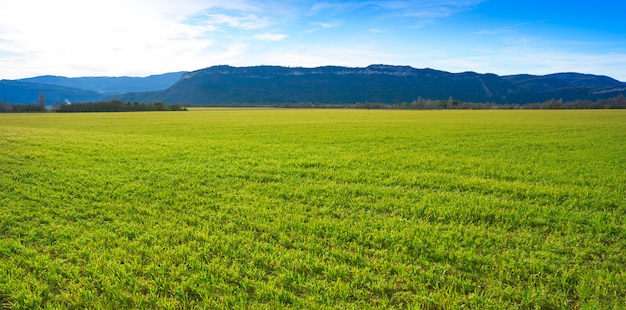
[117,65,626,105]
[0,80,103,105]
[18,72,186,95]
[4,65,625,105]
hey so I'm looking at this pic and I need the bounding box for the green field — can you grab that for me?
[1,109,625,309]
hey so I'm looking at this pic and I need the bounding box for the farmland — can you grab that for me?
[1,109,625,309]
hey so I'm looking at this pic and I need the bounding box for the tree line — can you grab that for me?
[0,100,187,113]
[270,94,626,110]
[56,100,186,112]
[2,95,625,112]
[0,92,46,112]
[0,102,46,112]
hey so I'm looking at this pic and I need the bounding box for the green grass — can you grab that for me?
[1,109,625,309]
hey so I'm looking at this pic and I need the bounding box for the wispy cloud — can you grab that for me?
[406,1,484,18]
[1,0,624,82]
[254,33,288,41]
[261,44,401,68]
[306,20,342,33]
[201,13,271,31]
[302,1,487,31]
[310,21,341,29]
[390,0,485,28]
[307,2,351,15]
[308,1,484,20]
[425,45,626,80]
[470,20,546,35]
[0,0,282,77]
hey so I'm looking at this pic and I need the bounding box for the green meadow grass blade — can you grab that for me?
[1,110,625,309]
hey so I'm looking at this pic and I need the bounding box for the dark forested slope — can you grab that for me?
[117,65,626,105]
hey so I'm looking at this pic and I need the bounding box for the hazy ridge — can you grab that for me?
[2,65,625,105]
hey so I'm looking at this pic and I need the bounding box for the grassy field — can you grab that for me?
[1,109,625,309]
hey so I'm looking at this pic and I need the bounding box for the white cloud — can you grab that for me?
[310,21,341,29]
[0,0,274,78]
[1,0,624,82]
[470,20,546,36]
[203,13,271,31]
[260,44,404,69]
[308,1,484,18]
[306,20,342,33]
[304,1,486,31]
[307,2,345,15]
[254,33,288,41]
[400,1,483,18]
[421,46,626,81]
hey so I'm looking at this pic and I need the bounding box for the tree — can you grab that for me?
[38,93,46,112]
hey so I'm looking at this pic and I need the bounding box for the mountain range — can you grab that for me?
[2,65,625,105]
[0,72,185,105]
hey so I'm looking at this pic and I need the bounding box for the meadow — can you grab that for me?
[1,109,625,309]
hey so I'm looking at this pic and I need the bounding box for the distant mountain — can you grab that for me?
[117,65,518,104]
[116,65,626,105]
[18,72,186,95]
[503,73,624,91]
[0,80,103,105]
[4,66,625,106]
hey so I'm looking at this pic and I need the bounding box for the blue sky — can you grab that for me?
[1,0,625,81]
